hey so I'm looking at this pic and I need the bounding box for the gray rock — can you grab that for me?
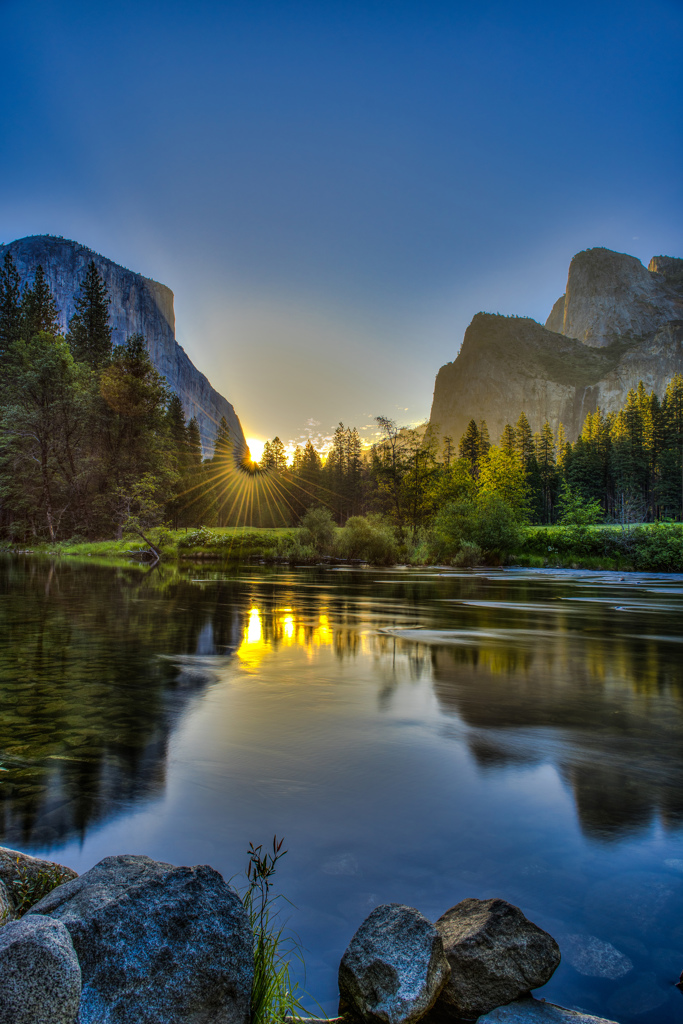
[29,853,253,1024]
[479,995,620,1023]
[338,902,450,1024]
[432,898,561,1020]
[561,934,632,980]
[0,881,14,924]
[0,914,81,1024]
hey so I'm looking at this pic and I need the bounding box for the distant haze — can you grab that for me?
[1,0,681,447]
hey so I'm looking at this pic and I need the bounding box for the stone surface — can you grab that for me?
[338,902,450,1024]
[0,235,245,454]
[429,247,683,444]
[29,853,253,1024]
[561,934,632,980]
[0,913,81,1024]
[478,995,620,1023]
[432,898,561,1021]
[0,844,77,917]
[551,248,683,348]
[0,880,14,923]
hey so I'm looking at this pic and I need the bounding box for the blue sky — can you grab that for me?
[1,0,682,446]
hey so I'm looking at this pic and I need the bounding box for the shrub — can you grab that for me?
[454,541,482,567]
[299,507,336,554]
[631,522,683,571]
[335,515,397,565]
[11,859,74,917]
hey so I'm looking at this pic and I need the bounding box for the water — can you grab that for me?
[1,556,682,1023]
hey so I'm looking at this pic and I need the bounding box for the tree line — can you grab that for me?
[249,381,683,531]
[1,247,682,543]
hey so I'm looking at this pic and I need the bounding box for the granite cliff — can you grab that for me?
[0,235,245,454]
[430,248,683,442]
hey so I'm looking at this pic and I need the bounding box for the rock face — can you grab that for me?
[0,914,82,1024]
[429,248,683,443]
[0,235,245,454]
[0,845,78,921]
[432,898,561,1021]
[28,853,254,1024]
[547,248,683,348]
[338,903,450,1024]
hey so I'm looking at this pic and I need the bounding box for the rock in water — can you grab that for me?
[0,914,81,1024]
[338,902,450,1024]
[432,898,561,1020]
[478,995,620,1022]
[28,853,253,1024]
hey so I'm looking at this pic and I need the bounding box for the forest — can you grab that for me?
[1,251,683,562]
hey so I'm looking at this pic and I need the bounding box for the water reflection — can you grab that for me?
[1,559,683,1021]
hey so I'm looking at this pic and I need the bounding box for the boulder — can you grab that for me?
[28,853,253,1024]
[432,898,561,1020]
[0,845,77,917]
[0,881,14,924]
[0,914,81,1024]
[478,995,620,1022]
[338,902,450,1024]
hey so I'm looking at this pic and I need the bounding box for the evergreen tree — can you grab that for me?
[478,421,491,461]
[21,265,61,339]
[442,435,455,467]
[67,261,112,368]
[514,412,534,466]
[0,251,22,354]
[556,423,569,468]
[458,419,480,475]
[500,423,517,456]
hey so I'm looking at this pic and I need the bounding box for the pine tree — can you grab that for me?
[21,265,61,339]
[500,423,516,456]
[442,435,455,467]
[458,419,480,474]
[514,412,534,466]
[478,421,491,461]
[556,423,569,468]
[0,251,22,354]
[67,261,112,368]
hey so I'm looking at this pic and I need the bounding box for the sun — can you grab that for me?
[246,437,266,463]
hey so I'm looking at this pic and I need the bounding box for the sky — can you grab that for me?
[1,0,682,452]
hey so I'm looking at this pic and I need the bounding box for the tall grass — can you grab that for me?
[242,837,307,1024]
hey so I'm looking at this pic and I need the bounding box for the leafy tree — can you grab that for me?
[0,251,22,354]
[67,261,112,369]
[21,265,61,339]
[557,483,603,526]
[299,506,336,553]
[0,333,94,541]
[478,446,530,522]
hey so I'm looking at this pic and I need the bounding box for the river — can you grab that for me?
[0,557,682,1023]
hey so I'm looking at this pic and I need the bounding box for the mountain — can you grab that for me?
[429,248,683,443]
[0,235,245,454]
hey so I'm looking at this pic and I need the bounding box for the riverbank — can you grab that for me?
[4,521,683,572]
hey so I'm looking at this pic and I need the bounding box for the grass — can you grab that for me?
[241,838,309,1024]
[3,520,681,572]
[9,859,74,918]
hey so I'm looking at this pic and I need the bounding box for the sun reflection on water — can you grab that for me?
[236,605,336,669]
